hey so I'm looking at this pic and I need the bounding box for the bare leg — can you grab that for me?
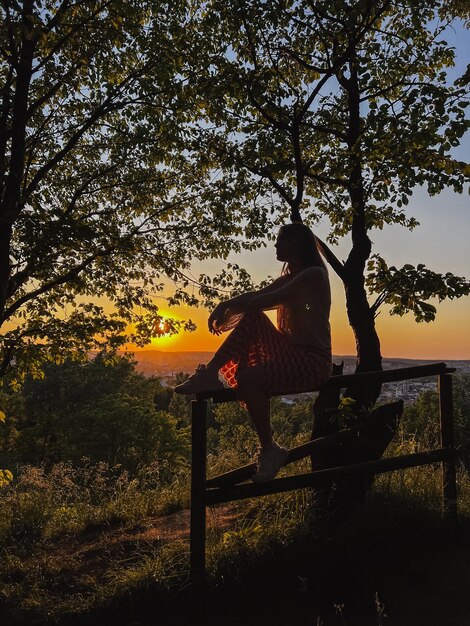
[236,366,273,447]
[205,345,230,374]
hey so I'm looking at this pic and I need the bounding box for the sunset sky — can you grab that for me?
[143,23,470,360]
[146,182,469,359]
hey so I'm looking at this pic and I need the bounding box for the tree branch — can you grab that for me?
[291,121,304,221]
[299,119,348,142]
[304,168,347,187]
[24,65,146,200]
[33,0,114,74]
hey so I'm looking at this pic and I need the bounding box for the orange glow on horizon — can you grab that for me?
[130,294,470,361]
[124,267,470,360]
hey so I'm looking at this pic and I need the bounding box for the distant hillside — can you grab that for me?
[121,350,470,378]
[334,355,470,375]
[122,350,214,377]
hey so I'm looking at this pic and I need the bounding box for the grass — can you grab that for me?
[203,464,470,626]
[0,461,190,546]
[1,456,470,626]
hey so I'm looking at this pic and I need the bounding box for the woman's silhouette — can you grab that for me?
[176,223,332,482]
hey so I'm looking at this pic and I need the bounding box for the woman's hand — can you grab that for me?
[208,293,256,335]
[208,303,228,335]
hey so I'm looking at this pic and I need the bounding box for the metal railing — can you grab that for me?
[189,362,457,589]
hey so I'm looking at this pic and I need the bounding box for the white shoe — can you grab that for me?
[252,442,289,483]
[174,364,224,395]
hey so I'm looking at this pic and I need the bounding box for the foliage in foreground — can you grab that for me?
[0,460,189,547]
[1,0,469,395]
[0,356,469,624]
[1,462,470,626]
[0,354,191,471]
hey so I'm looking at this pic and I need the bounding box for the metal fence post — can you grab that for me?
[438,373,457,519]
[190,398,208,592]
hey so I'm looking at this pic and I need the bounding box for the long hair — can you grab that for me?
[277,222,328,334]
[278,222,327,276]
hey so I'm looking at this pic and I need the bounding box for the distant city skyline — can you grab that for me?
[126,350,470,405]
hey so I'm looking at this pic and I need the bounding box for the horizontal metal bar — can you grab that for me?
[206,422,364,488]
[196,363,454,404]
[205,448,455,505]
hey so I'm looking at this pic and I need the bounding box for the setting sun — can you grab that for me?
[153,319,171,337]
[149,312,183,349]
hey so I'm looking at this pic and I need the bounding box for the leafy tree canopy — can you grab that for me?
[1,0,267,387]
[1,0,469,388]
[181,0,469,328]
[0,353,190,471]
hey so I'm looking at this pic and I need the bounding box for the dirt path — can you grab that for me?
[43,503,245,576]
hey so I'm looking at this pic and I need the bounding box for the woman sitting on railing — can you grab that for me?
[175,223,332,482]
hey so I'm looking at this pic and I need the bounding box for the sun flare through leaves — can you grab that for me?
[149,313,183,348]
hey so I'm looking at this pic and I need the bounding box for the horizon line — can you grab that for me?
[119,349,469,361]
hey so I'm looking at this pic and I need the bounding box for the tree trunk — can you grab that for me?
[341,50,383,403]
[0,1,36,322]
[309,51,392,514]
[0,222,13,324]
[310,361,344,510]
[343,271,383,406]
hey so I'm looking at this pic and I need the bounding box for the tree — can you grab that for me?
[1,354,190,470]
[211,400,258,461]
[0,0,260,388]
[2,1,468,407]
[168,372,194,425]
[0,408,14,486]
[184,0,469,407]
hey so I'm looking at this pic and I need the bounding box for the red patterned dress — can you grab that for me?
[216,267,332,395]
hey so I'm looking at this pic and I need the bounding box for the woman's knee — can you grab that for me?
[236,311,267,327]
[236,366,265,393]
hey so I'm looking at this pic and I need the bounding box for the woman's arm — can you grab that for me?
[220,275,290,314]
[234,267,325,313]
[224,275,289,307]
[208,276,289,334]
